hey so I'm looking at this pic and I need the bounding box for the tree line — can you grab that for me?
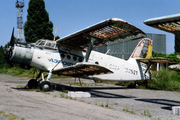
[0,0,180,69]
[0,0,59,68]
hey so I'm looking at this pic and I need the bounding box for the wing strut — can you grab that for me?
[144,61,152,79]
[83,36,99,62]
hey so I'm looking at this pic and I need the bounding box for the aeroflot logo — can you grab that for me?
[49,58,74,66]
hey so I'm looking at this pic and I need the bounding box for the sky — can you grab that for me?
[0,0,179,54]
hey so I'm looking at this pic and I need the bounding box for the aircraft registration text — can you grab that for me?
[125,68,138,75]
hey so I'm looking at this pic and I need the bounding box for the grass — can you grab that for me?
[141,109,152,117]
[105,100,109,107]
[0,67,69,78]
[1,66,180,92]
[147,70,180,91]
[123,104,135,114]
[0,110,25,120]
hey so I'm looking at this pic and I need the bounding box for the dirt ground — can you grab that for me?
[0,74,180,120]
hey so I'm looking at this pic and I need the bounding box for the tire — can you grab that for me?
[27,79,38,89]
[40,81,51,92]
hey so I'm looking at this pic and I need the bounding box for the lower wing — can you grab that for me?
[136,57,175,63]
[53,62,113,77]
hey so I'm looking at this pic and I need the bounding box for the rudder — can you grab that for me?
[130,38,153,59]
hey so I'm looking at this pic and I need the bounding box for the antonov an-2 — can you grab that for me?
[6,18,173,91]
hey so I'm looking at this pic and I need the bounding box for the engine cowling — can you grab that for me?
[10,43,34,69]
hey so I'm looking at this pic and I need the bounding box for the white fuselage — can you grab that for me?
[30,46,150,81]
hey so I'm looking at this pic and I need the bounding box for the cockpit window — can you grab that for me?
[45,42,51,47]
[39,41,45,46]
[36,40,41,45]
[51,43,55,48]
[36,40,58,50]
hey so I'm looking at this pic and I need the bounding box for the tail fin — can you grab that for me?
[130,38,153,59]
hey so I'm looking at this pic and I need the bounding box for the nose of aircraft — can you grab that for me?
[168,64,179,70]
[6,28,34,69]
[10,43,34,68]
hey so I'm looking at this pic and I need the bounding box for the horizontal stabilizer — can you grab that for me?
[136,57,175,63]
[57,18,146,51]
[53,63,113,77]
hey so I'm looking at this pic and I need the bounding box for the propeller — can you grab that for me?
[6,27,15,61]
[9,27,15,47]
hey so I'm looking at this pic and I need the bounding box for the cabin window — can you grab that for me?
[60,53,65,58]
[78,57,83,62]
[73,56,77,61]
[67,55,71,59]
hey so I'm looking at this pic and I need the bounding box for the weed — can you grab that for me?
[100,103,104,107]
[114,103,118,105]
[60,93,65,98]
[65,95,68,99]
[123,104,135,114]
[0,111,20,120]
[95,102,97,105]
[141,109,152,117]
[54,85,57,90]
[105,100,109,107]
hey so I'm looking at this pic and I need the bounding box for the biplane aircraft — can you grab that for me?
[6,18,174,91]
[144,13,180,72]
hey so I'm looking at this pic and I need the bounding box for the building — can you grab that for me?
[94,33,166,59]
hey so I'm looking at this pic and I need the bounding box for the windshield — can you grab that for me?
[36,39,58,50]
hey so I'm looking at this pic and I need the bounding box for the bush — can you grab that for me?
[148,70,180,91]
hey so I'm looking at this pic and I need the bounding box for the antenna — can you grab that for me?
[16,0,24,41]
[53,28,57,41]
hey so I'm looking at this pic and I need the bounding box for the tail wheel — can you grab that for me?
[27,79,38,89]
[40,81,51,92]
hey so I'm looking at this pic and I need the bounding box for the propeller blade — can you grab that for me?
[9,27,15,46]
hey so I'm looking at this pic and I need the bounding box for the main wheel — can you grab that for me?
[27,79,38,89]
[40,81,51,92]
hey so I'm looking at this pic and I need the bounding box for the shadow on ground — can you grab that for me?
[135,99,180,111]
[12,82,136,99]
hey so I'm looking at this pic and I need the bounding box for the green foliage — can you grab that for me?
[152,52,180,63]
[167,53,180,63]
[152,52,166,57]
[141,109,152,117]
[148,70,180,91]
[0,46,6,67]
[175,35,180,53]
[24,0,54,43]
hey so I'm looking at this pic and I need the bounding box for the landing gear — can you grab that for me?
[27,79,38,89]
[26,70,52,92]
[40,81,51,92]
[127,82,139,89]
[135,83,139,89]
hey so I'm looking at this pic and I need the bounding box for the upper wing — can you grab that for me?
[136,57,175,63]
[144,13,180,35]
[56,18,146,51]
[53,62,113,77]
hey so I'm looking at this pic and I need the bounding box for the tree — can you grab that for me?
[0,46,5,67]
[175,35,180,53]
[24,0,54,43]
